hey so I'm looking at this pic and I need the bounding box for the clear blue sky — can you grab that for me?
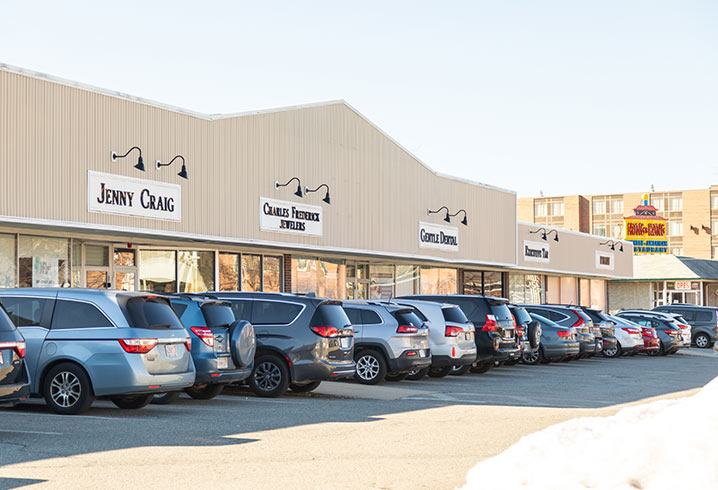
[2,1,716,197]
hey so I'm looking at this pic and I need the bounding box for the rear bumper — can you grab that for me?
[0,381,30,404]
[431,352,477,368]
[292,358,356,383]
[194,366,252,386]
[387,350,432,373]
[602,337,617,352]
[579,341,597,355]
[100,370,196,396]
[543,342,580,359]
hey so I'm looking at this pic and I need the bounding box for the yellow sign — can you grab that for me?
[624,218,667,254]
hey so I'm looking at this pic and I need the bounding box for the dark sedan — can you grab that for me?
[521,313,580,365]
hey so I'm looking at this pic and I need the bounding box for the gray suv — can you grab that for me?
[653,304,718,348]
[343,301,431,384]
[0,289,196,415]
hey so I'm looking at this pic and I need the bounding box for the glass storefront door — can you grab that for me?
[72,242,138,290]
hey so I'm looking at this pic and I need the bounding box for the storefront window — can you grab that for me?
[579,279,591,307]
[19,236,70,288]
[463,271,482,295]
[370,265,395,299]
[242,255,262,292]
[263,256,282,293]
[509,274,543,304]
[139,250,176,292]
[292,257,318,294]
[395,265,419,296]
[85,245,109,267]
[546,276,560,303]
[318,259,345,299]
[560,277,577,304]
[178,251,214,293]
[219,253,240,291]
[483,271,503,297]
[590,280,606,310]
[420,267,457,295]
[114,249,135,267]
[0,234,16,288]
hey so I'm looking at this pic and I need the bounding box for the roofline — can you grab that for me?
[517,220,632,245]
[0,62,513,196]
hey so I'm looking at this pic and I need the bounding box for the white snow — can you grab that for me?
[461,377,718,490]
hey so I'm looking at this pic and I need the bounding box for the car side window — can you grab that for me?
[361,310,382,325]
[695,310,713,322]
[170,301,189,318]
[51,300,114,329]
[343,307,363,325]
[676,309,695,322]
[651,320,662,329]
[250,301,302,325]
[228,300,252,321]
[1,297,50,327]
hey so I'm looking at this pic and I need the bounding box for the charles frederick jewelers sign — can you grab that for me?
[259,197,323,236]
[88,171,181,221]
[418,222,459,252]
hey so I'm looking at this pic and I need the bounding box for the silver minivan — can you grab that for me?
[0,289,196,414]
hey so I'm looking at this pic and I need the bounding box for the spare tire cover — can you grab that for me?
[528,320,542,349]
[230,320,256,368]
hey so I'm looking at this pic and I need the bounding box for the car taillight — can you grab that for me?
[515,326,525,337]
[397,325,419,334]
[190,327,215,347]
[510,314,517,327]
[482,314,498,332]
[118,338,158,354]
[183,337,192,351]
[311,326,339,337]
[0,341,26,358]
[445,325,463,337]
[571,311,584,328]
[622,328,640,335]
[664,329,677,335]
[557,330,572,337]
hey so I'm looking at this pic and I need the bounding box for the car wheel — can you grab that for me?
[428,366,452,378]
[521,347,541,366]
[249,354,290,397]
[111,394,154,410]
[695,333,711,349]
[43,362,95,415]
[354,349,387,385]
[385,372,410,382]
[151,392,182,405]
[469,362,493,374]
[449,364,472,376]
[603,342,621,358]
[289,381,322,393]
[407,367,430,380]
[185,384,225,400]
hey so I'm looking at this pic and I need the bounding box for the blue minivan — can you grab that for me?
[0,289,196,414]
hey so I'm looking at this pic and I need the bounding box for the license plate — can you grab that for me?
[217,356,229,370]
[165,344,178,358]
[419,350,426,358]
[465,333,471,340]
[340,337,351,349]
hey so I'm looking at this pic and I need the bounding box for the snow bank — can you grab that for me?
[461,377,718,490]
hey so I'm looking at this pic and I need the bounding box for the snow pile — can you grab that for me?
[461,377,718,490]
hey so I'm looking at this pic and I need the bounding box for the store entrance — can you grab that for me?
[667,290,699,305]
[72,242,137,290]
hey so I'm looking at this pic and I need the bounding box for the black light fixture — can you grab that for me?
[448,209,468,226]
[529,227,548,240]
[111,146,145,171]
[276,177,303,198]
[546,229,559,242]
[156,155,188,180]
[600,240,624,252]
[427,206,451,223]
[305,183,331,204]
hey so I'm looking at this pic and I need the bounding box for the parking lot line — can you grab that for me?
[0,429,62,435]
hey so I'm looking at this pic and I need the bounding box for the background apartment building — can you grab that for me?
[518,186,718,260]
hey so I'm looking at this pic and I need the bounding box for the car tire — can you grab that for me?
[249,354,290,397]
[43,362,95,415]
[151,392,182,405]
[603,342,621,358]
[428,366,452,378]
[527,320,542,349]
[695,333,711,349]
[407,367,430,380]
[186,384,225,400]
[289,381,322,393]
[354,349,387,385]
[111,394,154,410]
[449,364,472,376]
[230,320,256,368]
[469,362,493,374]
[521,347,542,365]
[385,372,410,382]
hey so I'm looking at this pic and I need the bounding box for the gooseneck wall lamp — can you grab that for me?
[449,209,468,226]
[111,146,145,171]
[275,177,303,198]
[156,155,188,180]
[600,240,624,252]
[427,206,451,223]
[305,183,331,204]
[530,227,560,242]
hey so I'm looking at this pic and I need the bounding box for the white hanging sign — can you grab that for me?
[523,240,550,263]
[88,171,181,221]
[418,222,459,252]
[259,197,323,236]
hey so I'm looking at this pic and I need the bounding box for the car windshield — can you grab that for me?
[394,310,424,328]
[201,303,236,328]
[489,302,513,322]
[510,307,532,326]
[311,304,351,328]
[121,296,184,330]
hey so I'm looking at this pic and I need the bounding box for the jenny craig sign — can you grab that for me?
[260,197,323,236]
[523,240,550,263]
[418,222,459,252]
[88,171,181,221]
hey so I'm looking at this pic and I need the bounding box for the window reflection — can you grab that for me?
[263,256,282,293]
[139,250,176,292]
[178,251,214,293]
[242,255,262,292]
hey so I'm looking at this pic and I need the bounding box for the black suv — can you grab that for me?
[0,304,30,406]
[398,295,520,373]
[204,292,355,397]
[653,304,718,349]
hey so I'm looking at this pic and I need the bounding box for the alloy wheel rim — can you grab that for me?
[50,371,81,408]
[356,355,380,380]
[604,346,618,357]
[524,351,539,363]
[255,361,282,391]
[696,336,709,348]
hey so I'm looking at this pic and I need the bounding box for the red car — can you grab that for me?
[639,324,661,353]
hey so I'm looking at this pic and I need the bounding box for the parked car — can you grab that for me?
[573,306,619,358]
[0,304,30,406]
[520,305,598,358]
[0,289,195,414]
[342,301,431,384]
[653,304,718,349]
[619,310,691,349]
[150,295,256,404]
[615,311,684,355]
[507,305,542,365]
[392,300,476,378]
[521,313,579,364]
[398,295,520,373]
[204,292,355,397]
[604,314,647,356]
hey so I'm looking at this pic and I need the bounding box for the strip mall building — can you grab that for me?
[0,64,633,309]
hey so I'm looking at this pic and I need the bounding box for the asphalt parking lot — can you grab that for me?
[1,351,717,490]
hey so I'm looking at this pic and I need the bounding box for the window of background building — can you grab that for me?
[592,200,606,215]
[712,195,718,210]
[611,223,623,238]
[420,267,457,295]
[0,233,16,288]
[534,202,547,217]
[712,220,718,235]
[242,254,262,292]
[713,247,718,260]
[668,221,683,236]
[219,253,239,291]
[610,199,623,214]
[139,250,176,292]
[178,251,214,292]
[671,247,683,256]
[551,202,564,216]
[592,224,607,236]
[650,197,664,211]
[668,197,683,211]
[19,236,70,288]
